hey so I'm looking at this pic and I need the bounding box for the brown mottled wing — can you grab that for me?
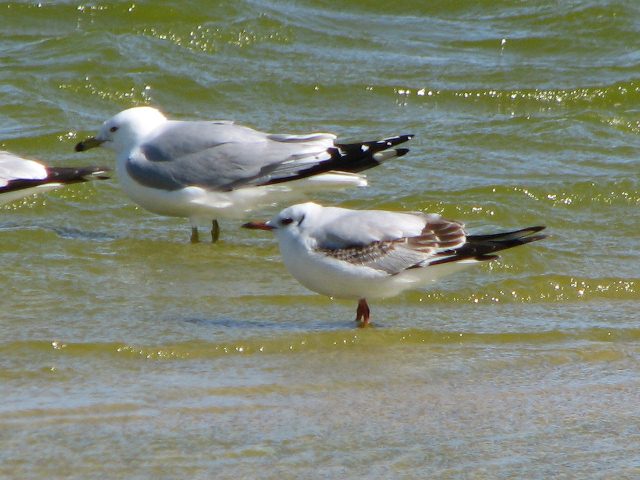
[317,217,467,275]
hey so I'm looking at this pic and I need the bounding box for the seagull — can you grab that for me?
[243,202,546,327]
[0,151,110,207]
[75,106,413,243]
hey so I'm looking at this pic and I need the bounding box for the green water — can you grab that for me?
[1,1,639,478]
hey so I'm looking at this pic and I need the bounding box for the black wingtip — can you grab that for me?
[468,225,546,243]
[467,225,548,252]
[255,132,412,188]
[515,233,547,246]
[519,226,546,235]
[383,134,414,145]
[1,166,111,193]
[46,166,112,184]
[429,225,547,267]
[328,133,414,173]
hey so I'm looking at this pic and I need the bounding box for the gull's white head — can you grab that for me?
[268,202,323,234]
[75,106,167,154]
[243,202,324,239]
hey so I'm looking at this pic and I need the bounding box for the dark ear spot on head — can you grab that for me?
[298,214,306,226]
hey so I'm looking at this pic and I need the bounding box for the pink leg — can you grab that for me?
[355,298,371,327]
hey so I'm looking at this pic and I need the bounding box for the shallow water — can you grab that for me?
[1,0,639,478]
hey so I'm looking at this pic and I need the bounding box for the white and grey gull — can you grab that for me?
[244,202,546,327]
[75,106,413,242]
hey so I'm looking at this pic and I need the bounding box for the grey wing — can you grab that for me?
[126,122,334,192]
[318,216,467,275]
[222,133,336,190]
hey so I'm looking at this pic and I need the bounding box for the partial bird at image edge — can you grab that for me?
[0,151,110,207]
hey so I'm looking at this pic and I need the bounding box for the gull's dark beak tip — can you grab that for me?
[75,137,103,152]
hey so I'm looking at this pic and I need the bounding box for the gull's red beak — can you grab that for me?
[242,221,274,231]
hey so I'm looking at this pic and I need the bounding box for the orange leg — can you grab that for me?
[355,298,371,327]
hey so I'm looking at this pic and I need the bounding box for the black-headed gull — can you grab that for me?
[244,202,546,327]
[75,106,413,243]
[0,151,109,207]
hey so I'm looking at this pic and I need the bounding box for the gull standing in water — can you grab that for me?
[75,106,413,243]
[0,151,109,207]
[244,202,546,327]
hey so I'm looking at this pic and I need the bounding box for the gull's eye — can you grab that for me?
[109,126,118,133]
[280,217,294,226]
